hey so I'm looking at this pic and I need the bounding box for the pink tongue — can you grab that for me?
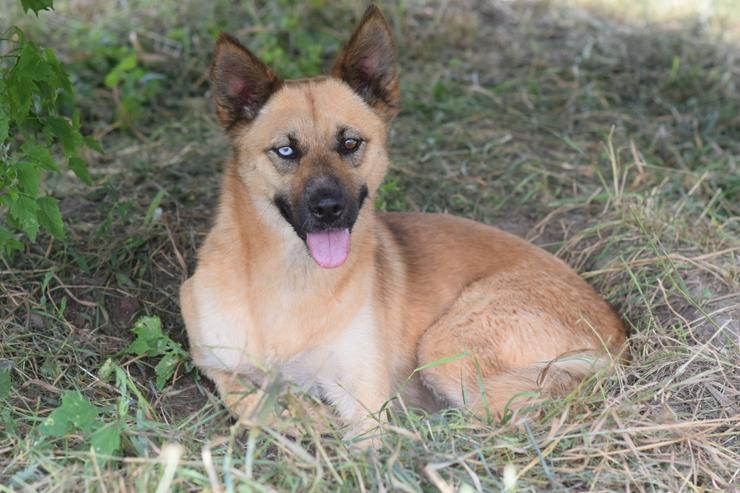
[306,229,350,269]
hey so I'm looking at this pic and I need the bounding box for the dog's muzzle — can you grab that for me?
[274,176,367,269]
[301,176,357,231]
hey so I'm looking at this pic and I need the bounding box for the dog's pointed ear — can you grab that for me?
[210,33,282,130]
[330,5,399,121]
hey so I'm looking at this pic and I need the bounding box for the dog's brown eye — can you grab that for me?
[340,138,361,154]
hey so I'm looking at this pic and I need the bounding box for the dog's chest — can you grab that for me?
[277,301,377,394]
[192,281,378,393]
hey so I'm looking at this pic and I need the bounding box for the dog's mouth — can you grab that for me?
[305,228,351,269]
[274,181,367,270]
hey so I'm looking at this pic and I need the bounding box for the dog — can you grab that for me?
[180,4,627,442]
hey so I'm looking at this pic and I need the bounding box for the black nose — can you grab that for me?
[309,194,345,220]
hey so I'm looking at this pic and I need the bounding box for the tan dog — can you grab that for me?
[180,5,627,441]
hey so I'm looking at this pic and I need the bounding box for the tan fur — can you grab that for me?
[180,6,627,442]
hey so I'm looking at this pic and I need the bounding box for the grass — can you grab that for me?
[1,0,738,491]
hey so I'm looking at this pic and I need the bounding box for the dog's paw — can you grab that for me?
[343,420,383,450]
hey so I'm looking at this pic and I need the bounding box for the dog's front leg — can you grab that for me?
[322,368,390,448]
[204,368,281,426]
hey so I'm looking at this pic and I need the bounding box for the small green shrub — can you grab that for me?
[104,50,164,129]
[125,316,189,390]
[0,0,98,257]
[39,390,122,458]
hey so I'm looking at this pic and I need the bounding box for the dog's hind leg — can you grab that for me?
[416,276,620,419]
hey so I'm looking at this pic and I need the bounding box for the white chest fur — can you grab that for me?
[190,282,254,372]
[191,282,381,405]
[280,301,379,393]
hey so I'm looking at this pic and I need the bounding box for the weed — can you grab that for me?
[124,316,189,391]
[0,0,97,256]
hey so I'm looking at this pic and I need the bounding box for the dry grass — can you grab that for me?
[1,0,738,491]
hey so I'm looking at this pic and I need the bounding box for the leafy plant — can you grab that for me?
[375,177,405,211]
[104,50,164,129]
[0,0,99,256]
[39,390,121,457]
[125,316,188,390]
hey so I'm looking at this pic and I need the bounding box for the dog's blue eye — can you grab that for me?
[276,146,297,159]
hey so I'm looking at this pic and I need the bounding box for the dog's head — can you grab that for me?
[210,5,398,269]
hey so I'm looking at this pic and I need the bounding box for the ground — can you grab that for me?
[1,0,738,491]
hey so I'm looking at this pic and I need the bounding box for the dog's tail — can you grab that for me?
[466,352,622,419]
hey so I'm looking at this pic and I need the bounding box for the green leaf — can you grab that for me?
[17,162,43,197]
[144,189,165,226]
[411,352,470,374]
[15,41,55,84]
[40,391,99,436]
[37,196,65,240]
[84,135,103,153]
[125,316,186,390]
[47,116,83,157]
[5,39,65,125]
[91,423,121,456]
[115,272,135,288]
[42,412,70,437]
[125,316,166,357]
[68,156,92,185]
[0,226,23,256]
[6,194,40,241]
[23,143,58,171]
[6,75,35,124]
[20,0,53,15]
[98,358,115,382]
[155,352,181,390]
[0,366,11,400]
[43,47,72,94]
[105,53,138,89]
